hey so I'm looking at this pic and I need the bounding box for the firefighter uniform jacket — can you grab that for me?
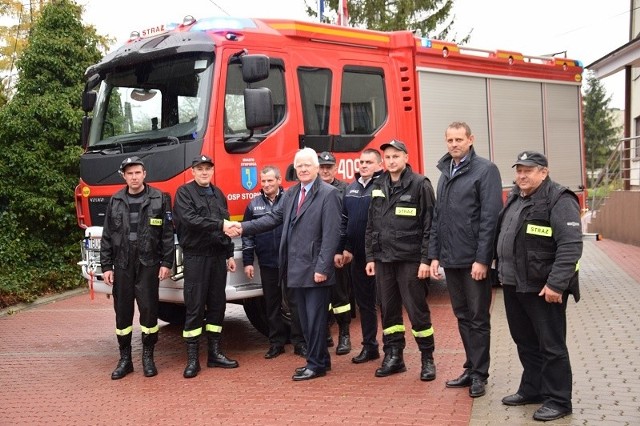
[339,170,383,259]
[173,181,234,259]
[100,184,174,272]
[365,165,435,264]
[496,177,582,300]
[241,187,284,269]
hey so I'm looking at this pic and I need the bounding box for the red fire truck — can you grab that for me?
[76,16,586,333]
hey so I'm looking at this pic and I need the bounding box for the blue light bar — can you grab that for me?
[190,17,257,32]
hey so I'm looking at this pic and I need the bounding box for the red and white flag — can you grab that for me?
[337,0,349,26]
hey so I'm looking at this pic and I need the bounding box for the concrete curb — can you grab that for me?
[0,287,88,317]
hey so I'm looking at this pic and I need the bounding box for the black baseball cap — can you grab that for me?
[192,155,214,167]
[318,151,336,165]
[119,156,145,173]
[380,139,408,154]
[512,151,548,168]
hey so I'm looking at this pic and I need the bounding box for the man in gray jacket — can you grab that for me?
[429,122,503,398]
[228,148,342,381]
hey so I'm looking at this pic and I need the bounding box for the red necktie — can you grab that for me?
[297,187,306,214]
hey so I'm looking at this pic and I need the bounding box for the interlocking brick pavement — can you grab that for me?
[0,275,472,425]
[2,239,638,425]
[471,240,640,426]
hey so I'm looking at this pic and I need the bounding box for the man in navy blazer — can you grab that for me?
[229,148,342,380]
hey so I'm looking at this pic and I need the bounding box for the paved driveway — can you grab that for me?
[2,240,639,425]
[0,272,471,425]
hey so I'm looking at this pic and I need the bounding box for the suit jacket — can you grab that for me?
[242,177,342,288]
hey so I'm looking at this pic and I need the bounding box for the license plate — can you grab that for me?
[86,238,101,250]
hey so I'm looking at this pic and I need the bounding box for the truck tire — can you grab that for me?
[242,297,269,337]
[158,302,186,325]
[243,296,292,338]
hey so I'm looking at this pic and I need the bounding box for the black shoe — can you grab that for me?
[446,370,472,388]
[327,336,335,347]
[336,334,351,355]
[264,345,285,359]
[292,368,326,381]
[111,359,134,380]
[183,341,200,378]
[501,393,544,406]
[183,360,201,378]
[111,346,134,380]
[420,357,436,382]
[142,345,157,377]
[295,364,331,374]
[469,378,487,398]
[207,336,239,368]
[293,344,307,358]
[352,347,380,364]
[374,348,406,377]
[533,406,571,422]
[207,353,239,368]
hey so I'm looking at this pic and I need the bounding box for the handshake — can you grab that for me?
[223,220,243,237]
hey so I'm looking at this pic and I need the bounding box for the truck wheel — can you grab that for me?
[243,296,293,338]
[158,302,186,325]
[242,297,269,337]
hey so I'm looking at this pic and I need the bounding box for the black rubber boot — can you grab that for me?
[111,345,134,380]
[183,339,200,379]
[420,351,436,381]
[375,347,406,377]
[207,334,239,368]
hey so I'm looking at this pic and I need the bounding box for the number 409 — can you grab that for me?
[337,158,360,181]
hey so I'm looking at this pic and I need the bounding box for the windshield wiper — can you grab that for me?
[87,141,125,153]
[89,135,180,154]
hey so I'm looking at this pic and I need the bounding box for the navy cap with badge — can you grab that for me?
[192,155,214,167]
[318,151,336,165]
[119,156,145,173]
[380,139,408,154]
[512,151,548,168]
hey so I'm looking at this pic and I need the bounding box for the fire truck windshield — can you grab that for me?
[88,53,213,148]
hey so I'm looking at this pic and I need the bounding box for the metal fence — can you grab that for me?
[589,136,640,213]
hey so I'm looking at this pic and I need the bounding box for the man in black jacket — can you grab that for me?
[100,156,174,380]
[429,122,503,398]
[365,140,437,381]
[496,151,582,422]
[173,155,239,378]
[318,151,352,356]
[339,148,383,364]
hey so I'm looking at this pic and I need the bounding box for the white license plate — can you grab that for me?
[86,239,101,250]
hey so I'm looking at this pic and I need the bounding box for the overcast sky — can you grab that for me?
[79,0,630,109]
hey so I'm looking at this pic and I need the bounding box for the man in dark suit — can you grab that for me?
[228,148,342,381]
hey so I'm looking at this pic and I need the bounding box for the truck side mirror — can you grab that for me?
[244,87,273,130]
[241,54,270,83]
[82,91,97,113]
[81,116,92,149]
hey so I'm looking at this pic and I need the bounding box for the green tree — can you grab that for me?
[583,72,620,188]
[306,0,469,42]
[0,0,103,307]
